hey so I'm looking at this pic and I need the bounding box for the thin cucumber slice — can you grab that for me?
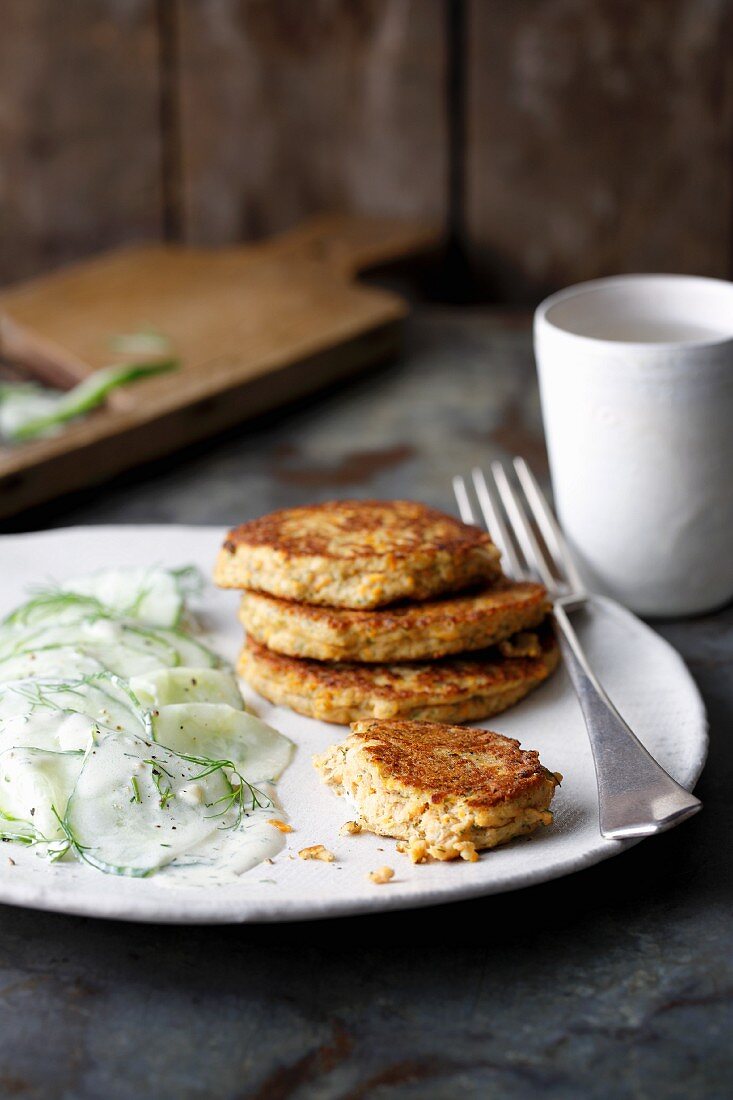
[60,565,198,628]
[169,566,203,598]
[130,667,244,709]
[0,747,84,842]
[0,620,179,677]
[150,627,221,669]
[1,593,106,630]
[152,704,293,783]
[0,708,72,755]
[0,647,105,684]
[0,674,150,757]
[64,731,250,877]
[0,674,149,736]
[3,567,205,631]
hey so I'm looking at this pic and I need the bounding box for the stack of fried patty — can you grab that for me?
[214,500,559,724]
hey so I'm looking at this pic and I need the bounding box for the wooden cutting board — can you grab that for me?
[0,214,439,520]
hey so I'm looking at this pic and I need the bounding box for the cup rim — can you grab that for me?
[535,273,733,351]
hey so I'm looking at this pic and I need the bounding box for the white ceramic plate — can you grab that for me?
[0,526,707,924]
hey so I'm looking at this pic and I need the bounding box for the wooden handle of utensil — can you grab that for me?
[0,313,93,391]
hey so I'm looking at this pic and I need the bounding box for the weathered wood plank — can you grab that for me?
[177,0,447,244]
[466,0,733,300]
[0,0,163,286]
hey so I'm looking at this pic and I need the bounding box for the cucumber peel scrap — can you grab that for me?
[0,358,178,443]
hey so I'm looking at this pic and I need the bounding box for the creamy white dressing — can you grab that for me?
[56,713,95,752]
[0,566,293,882]
[156,812,286,888]
[178,782,205,806]
[85,619,119,643]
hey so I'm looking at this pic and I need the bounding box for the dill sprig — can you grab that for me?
[1,806,79,863]
[141,749,270,825]
[176,750,272,828]
[142,757,175,809]
[51,806,90,859]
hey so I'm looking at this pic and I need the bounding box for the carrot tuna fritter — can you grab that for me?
[237,627,559,725]
[214,500,501,609]
[239,578,550,662]
[314,718,561,862]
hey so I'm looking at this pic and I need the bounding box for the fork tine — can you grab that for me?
[471,467,528,580]
[513,457,586,595]
[452,475,475,525]
[491,461,557,592]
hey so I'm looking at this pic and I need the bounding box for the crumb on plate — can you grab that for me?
[298,844,335,862]
[368,866,395,885]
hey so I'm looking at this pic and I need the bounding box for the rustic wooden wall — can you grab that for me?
[176,0,447,244]
[0,0,163,285]
[0,0,731,301]
[466,0,733,300]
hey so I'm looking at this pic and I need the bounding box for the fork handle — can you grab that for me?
[553,603,702,839]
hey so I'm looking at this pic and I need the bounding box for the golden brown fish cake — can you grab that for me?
[237,626,559,725]
[239,578,550,662]
[313,718,561,861]
[215,500,500,609]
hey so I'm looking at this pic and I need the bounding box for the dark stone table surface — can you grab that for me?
[0,310,730,1100]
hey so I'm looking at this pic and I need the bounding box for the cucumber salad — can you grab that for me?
[0,565,293,881]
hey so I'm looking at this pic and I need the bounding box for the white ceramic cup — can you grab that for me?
[534,274,733,617]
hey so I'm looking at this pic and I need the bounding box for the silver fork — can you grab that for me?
[453,458,702,840]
